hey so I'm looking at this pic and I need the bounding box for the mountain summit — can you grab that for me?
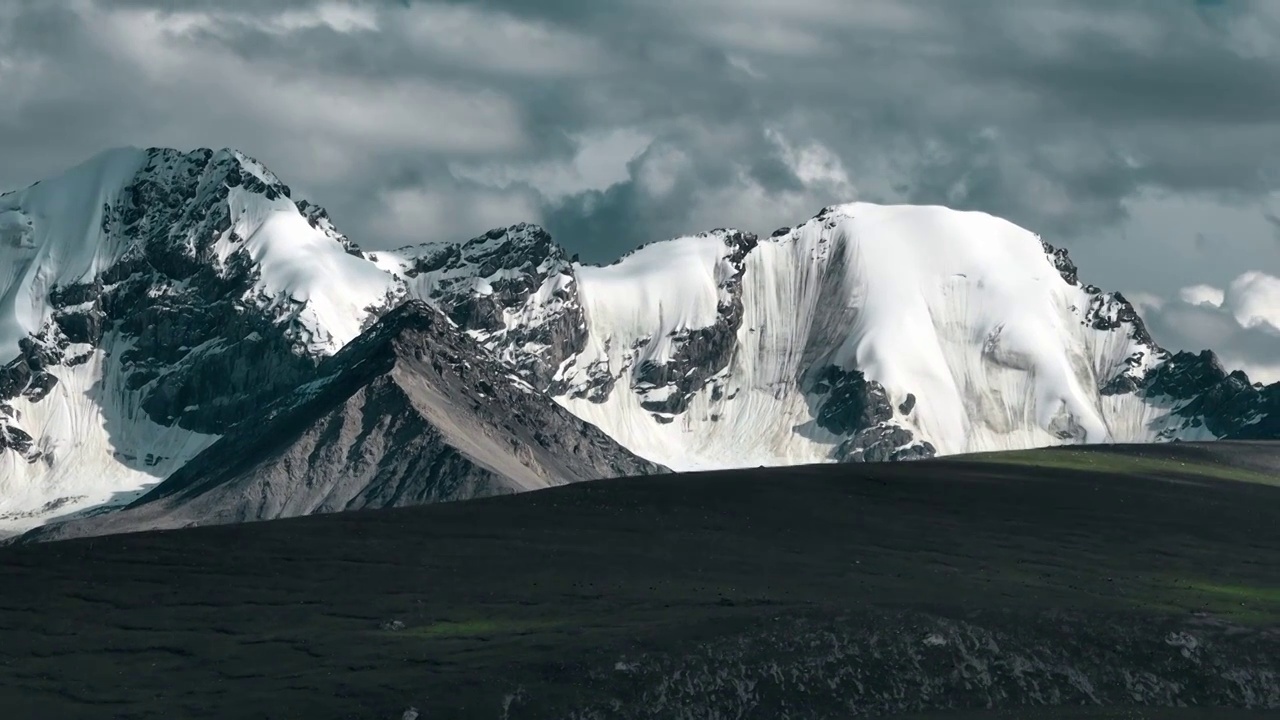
[2,147,1275,532]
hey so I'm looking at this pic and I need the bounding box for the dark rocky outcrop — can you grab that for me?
[0,331,67,406]
[1039,237,1079,286]
[0,422,36,459]
[1136,350,1275,439]
[898,393,916,416]
[808,366,936,463]
[397,223,588,390]
[835,425,937,463]
[811,366,894,436]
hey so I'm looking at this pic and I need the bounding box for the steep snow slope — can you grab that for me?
[546,205,1168,469]
[0,149,211,531]
[217,183,395,354]
[0,149,148,365]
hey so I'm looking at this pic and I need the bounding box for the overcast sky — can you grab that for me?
[2,0,1278,380]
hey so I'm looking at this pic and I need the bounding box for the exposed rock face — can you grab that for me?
[0,420,36,460]
[1,147,403,530]
[379,223,588,391]
[811,366,893,436]
[0,149,373,436]
[22,302,666,541]
[1137,350,1278,439]
[1037,237,1273,441]
[628,230,757,417]
[805,366,933,462]
[1040,236,1080,285]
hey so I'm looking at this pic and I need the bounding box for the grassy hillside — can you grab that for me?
[957,441,1280,486]
[0,442,1277,719]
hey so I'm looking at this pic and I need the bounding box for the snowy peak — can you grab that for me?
[0,147,399,531]
[1,146,393,364]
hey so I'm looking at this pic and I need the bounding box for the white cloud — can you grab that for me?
[635,146,691,198]
[700,21,838,57]
[680,0,930,31]
[1179,284,1226,308]
[725,55,765,79]
[685,170,838,236]
[1148,271,1280,384]
[1127,291,1166,315]
[268,3,380,34]
[1225,271,1280,333]
[766,129,854,191]
[88,1,381,38]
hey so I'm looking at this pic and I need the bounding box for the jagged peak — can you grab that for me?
[129,146,295,203]
[596,226,757,270]
[383,222,575,284]
[462,222,560,259]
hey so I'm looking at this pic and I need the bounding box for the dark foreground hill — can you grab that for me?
[1,442,1277,720]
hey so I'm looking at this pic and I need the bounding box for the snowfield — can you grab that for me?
[555,204,1168,470]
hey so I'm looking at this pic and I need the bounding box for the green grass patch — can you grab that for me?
[1137,578,1280,626]
[388,617,566,639]
[1186,581,1280,604]
[955,447,1279,486]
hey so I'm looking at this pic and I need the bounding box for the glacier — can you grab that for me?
[549,204,1178,470]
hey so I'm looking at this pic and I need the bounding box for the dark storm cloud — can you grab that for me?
[1264,211,1280,241]
[0,1,1277,317]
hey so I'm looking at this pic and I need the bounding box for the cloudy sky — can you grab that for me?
[1,0,1278,380]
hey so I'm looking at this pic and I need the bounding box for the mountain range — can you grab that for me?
[2,147,1276,536]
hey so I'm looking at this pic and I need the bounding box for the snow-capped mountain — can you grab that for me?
[0,148,414,533]
[423,206,1276,471]
[2,147,1276,532]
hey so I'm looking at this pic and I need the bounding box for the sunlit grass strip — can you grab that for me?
[954,447,1279,486]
